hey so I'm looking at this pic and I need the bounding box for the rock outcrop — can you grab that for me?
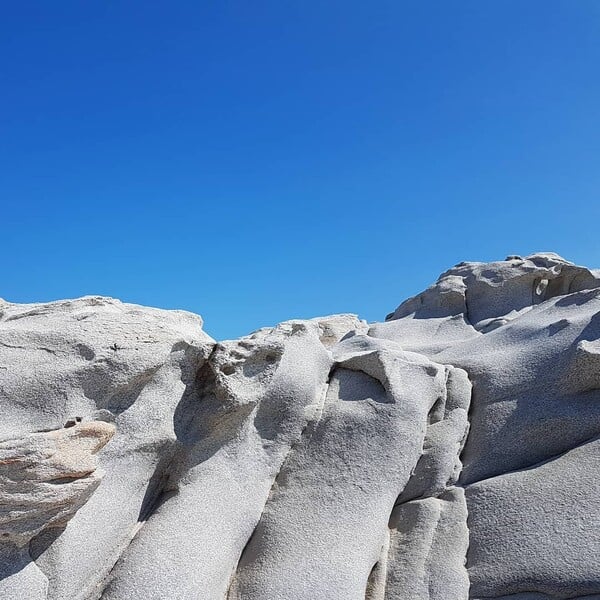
[1,253,599,599]
[0,421,114,598]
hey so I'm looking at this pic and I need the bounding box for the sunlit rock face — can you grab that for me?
[0,297,215,600]
[1,253,599,600]
[0,420,115,548]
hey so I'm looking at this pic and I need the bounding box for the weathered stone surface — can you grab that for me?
[1,253,599,599]
[466,436,600,599]
[0,421,115,547]
[0,421,114,599]
[371,253,600,599]
[383,487,469,600]
[0,296,214,600]
[385,253,599,329]
[100,318,335,600]
[227,336,469,600]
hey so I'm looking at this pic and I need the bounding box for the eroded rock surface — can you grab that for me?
[0,297,215,600]
[1,253,599,599]
[0,421,115,547]
[0,421,114,598]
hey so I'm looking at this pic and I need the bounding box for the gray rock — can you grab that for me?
[0,421,115,547]
[0,421,114,600]
[100,318,335,600]
[466,436,600,599]
[1,253,599,599]
[0,296,214,600]
[385,252,600,329]
[227,336,470,600]
[383,487,469,600]
[372,253,600,599]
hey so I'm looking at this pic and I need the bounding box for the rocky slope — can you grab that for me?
[1,252,599,599]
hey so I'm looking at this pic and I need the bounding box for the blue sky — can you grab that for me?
[2,1,599,340]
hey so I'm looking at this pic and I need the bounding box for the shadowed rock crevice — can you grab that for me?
[364,529,391,600]
[97,316,339,600]
[226,365,334,597]
[227,336,470,600]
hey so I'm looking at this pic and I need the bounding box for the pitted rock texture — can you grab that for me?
[1,253,599,599]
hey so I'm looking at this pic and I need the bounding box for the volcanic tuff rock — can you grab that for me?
[0,252,599,599]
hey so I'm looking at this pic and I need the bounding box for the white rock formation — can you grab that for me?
[0,421,114,598]
[0,297,214,600]
[0,253,599,599]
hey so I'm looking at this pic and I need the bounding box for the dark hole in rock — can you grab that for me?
[221,364,236,376]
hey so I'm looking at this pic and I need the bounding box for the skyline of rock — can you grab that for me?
[1,252,598,599]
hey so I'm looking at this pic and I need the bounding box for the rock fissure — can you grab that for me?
[226,366,335,598]
[364,528,391,600]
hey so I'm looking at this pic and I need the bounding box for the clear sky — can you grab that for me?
[2,1,599,340]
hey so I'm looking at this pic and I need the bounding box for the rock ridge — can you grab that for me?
[0,253,599,599]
